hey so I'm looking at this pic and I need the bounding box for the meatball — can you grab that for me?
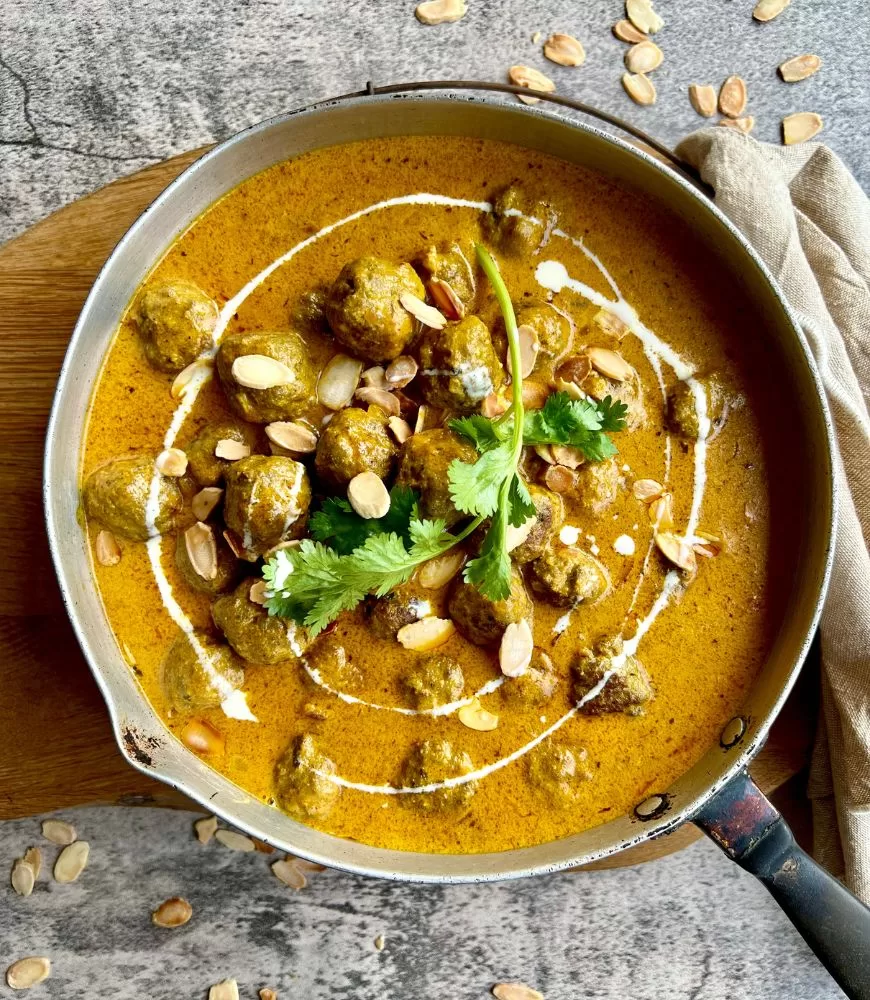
[483,185,553,256]
[396,428,478,527]
[185,421,260,487]
[667,373,729,440]
[134,279,218,373]
[501,648,559,707]
[494,302,572,367]
[527,539,608,607]
[303,633,361,688]
[274,734,340,821]
[212,579,304,665]
[83,455,185,541]
[572,637,653,715]
[325,257,425,362]
[161,630,245,713]
[224,455,311,559]
[418,243,477,309]
[511,484,564,564]
[402,653,465,710]
[367,585,434,640]
[527,743,590,804]
[448,565,532,645]
[174,526,241,596]
[216,330,316,424]
[399,739,476,812]
[575,457,619,517]
[416,315,504,413]
[315,405,396,488]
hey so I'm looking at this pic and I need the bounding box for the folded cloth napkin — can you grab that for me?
[676,130,870,903]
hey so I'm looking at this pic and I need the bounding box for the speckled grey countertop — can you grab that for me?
[0,1,864,997]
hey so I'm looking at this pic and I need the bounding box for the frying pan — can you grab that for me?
[43,84,870,998]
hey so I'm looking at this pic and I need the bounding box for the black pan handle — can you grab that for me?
[693,769,870,999]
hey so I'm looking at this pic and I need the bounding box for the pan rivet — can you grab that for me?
[720,716,747,749]
[635,793,669,821]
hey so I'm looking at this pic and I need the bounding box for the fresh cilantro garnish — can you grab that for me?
[309,484,419,554]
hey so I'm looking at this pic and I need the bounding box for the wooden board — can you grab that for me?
[0,151,817,866]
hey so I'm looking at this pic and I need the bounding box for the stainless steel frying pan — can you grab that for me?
[43,85,870,998]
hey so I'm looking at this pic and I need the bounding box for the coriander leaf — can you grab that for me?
[507,474,536,527]
[522,391,602,444]
[463,502,512,601]
[407,517,454,554]
[596,395,629,432]
[448,414,505,452]
[448,441,515,518]
[309,485,418,554]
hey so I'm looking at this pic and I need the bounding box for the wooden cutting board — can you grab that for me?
[0,151,817,867]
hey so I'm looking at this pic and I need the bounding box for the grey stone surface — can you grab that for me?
[0,808,844,999]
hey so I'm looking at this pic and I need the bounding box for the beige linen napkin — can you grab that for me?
[676,130,870,902]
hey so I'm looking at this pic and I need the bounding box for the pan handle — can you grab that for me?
[693,769,870,1000]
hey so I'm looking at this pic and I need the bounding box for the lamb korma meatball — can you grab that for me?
[161,631,245,713]
[274,735,340,821]
[667,372,729,439]
[494,301,572,365]
[483,185,552,256]
[575,456,619,517]
[527,539,608,607]
[213,579,304,665]
[418,243,477,310]
[510,484,564,564]
[402,653,465,710]
[174,527,241,596]
[448,565,532,645]
[83,455,186,541]
[400,739,477,812]
[315,405,396,487]
[325,256,425,362]
[185,421,259,487]
[367,584,433,640]
[573,638,653,715]
[527,743,591,804]
[501,648,559,707]
[134,279,218,373]
[223,455,311,559]
[395,428,478,527]
[416,315,504,413]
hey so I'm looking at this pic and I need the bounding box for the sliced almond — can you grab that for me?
[718,116,755,134]
[41,819,76,845]
[23,848,41,881]
[414,0,466,24]
[318,354,364,410]
[534,444,556,465]
[559,524,581,545]
[655,532,698,573]
[427,278,465,320]
[499,619,534,678]
[272,858,307,890]
[782,112,824,145]
[693,530,722,558]
[260,990,279,1000]
[481,392,509,418]
[396,617,456,651]
[194,815,218,845]
[54,841,89,883]
[753,0,790,21]
[209,980,240,1000]
[550,444,586,469]
[508,64,556,105]
[347,472,391,520]
[171,359,212,400]
[361,365,389,390]
[624,40,663,74]
[413,404,445,434]
[249,579,268,605]
[592,309,629,340]
[385,355,419,388]
[555,354,592,388]
[648,491,674,531]
[214,438,250,461]
[458,697,499,732]
[626,0,663,34]
[492,985,544,1000]
[543,33,586,67]
[399,291,446,329]
[6,958,51,991]
[231,354,295,390]
[355,386,402,416]
[181,718,226,756]
[192,486,223,521]
[543,464,577,494]
[522,381,549,410]
[688,84,717,117]
[155,447,188,477]
[587,346,634,381]
[622,72,656,106]
[508,324,540,378]
[553,376,584,401]
[11,859,35,897]
[265,421,318,453]
[152,897,193,928]
[387,416,413,444]
[418,550,466,589]
[184,522,218,581]
[719,76,747,118]
[779,54,821,82]
[223,529,247,560]
[613,19,647,43]
[292,856,326,873]
[214,830,256,853]
[95,529,121,567]
[374,935,386,952]
[633,478,664,502]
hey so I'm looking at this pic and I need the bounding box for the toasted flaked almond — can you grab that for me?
[214,438,250,461]
[155,447,188,477]
[41,819,76,846]
[249,579,267,605]
[534,444,556,465]
[648,491,674,531]
[625,40,663,74]
[23,848,41,881]
[374,935,386,952]
[718,115,755,134]
[500,620,534,678]
[719,76,747,118]
[361,365,389,390]
[550,444,586,469]
[400,291,446,329]
[779,53,821,82]
[633,478,664,502]
[543,33,586,67]
[656,532,697,573]
[182,718,225,756]
[6,958,51,991]
[385,355,419,388]
[481,392,509,418]
[152,896,193,928]
[505,515,537,553]
[622,72,656,106]
[693,530,722,558]
[387,416,413,444]
[355,386,402,416]
[318,354,364,410]
[120,641,137,667]
[587,346,634,381]
[555,355,592,388]
[184,522,218,581]
[397,617,455,651]
[782,111,824,145]
[54,841,89,883]
[231,354,295,390]
[259,990,278,1000]
[223,529,247,560]
[415,0,466,24]
[626,0,663,34]
[458,697,499,732]
[95,529,121,567]
[192,486,223,521]
[613,18,647,43]
[427,277,465,320]
[11,859,35,897]
[291,856,326,873]
[214,830,256,852]
[492,984,544,1000]
[171,359,212,400]
[347,472,391,520]
[414,404,444,433]
[553,376,583,400]
[508,324,540,378]
[509,64,556,105]
[209,980,240,1000]
[688,84,717,117]
[753,0,790,21]
[265,421,318,453]
[543,464,577,494]
[592,309,629,340]
[194,815,218,845]
[559,524,581,545]
[418,550,466,589]
[522,381,549,410]
[272,858,307,890]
